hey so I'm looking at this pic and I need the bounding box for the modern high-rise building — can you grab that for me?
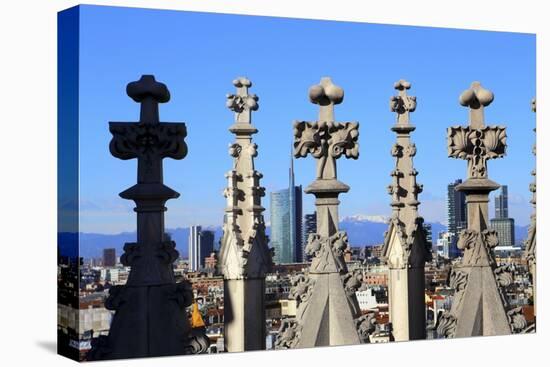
[495,185,509,219]
[447,179,467,258]
[103,248,116,268]
[188,226,216,271]
[490,218,515,248]
[436,232,451,258]
[303,212,317,261]
[423,222,433,253]
[271,190,291,263]
[188,225,202,271]
[490,185,515,248]
[270,155,303,264]
[200,230,215,267]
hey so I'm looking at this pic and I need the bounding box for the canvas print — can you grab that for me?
[57,5,536,361]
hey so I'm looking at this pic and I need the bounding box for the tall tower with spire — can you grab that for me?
[270,147,303,263]
[438,81,526,337]
[381,80,430,341]
[276,77,373,348]
[218,77,273,352]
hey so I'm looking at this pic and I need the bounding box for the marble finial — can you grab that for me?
[308,77,344,105]
[393,79,411,90]
[459,81,494,108]
[308,77,344,122]
[126,75,170,124]
[390,79,416,124]
[459,82,494,128]
[226,76,259,126]
[126,75,170,103]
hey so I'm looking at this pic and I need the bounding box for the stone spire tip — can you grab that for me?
[459,81,494,108]
[232,77,252,88]
[308,77,344,106]
[126,75,170,103]
[394,79,411,91]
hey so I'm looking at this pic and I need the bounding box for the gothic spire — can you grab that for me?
[381,80,429,341]
[438,82,526,338]
[276,77,374,349]
[218,77,273,352]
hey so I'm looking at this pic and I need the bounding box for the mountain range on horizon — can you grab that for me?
[58,216,529,260]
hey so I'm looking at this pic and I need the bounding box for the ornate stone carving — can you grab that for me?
[442,82,521,338]
[289,274,315,308]
[306,230,350,274]
[381,80,429,341]
[437,313,457,338]
[185,331,211,355]
[226,77,259,114]
[218,77,272,352]
[274,319,302,349]
[294,78,359,181]
[448,125,506,179]
[278,77,362,348]
[109,122,187,160]
[494,264,514,287]
[448,82,506,179]
[355,313,378,343]
[449,269,468,293]
[88,75,205,360]
[294,120,359,180]
[343,270,364,297]
[507,307,528,333]
[219,77,272,279]
[390,79,416,122]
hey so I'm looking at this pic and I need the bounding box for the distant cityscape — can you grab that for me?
[58,158,534,359]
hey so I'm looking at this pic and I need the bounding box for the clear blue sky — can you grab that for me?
[74,5,535,233]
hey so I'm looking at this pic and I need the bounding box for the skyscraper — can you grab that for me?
[270,154,303,264]
[188,225,202,271]
[447,179,467,258]
[200,230,215,267]
[303,213,317,261]
[103,248,116,268]
[490,185,515,248]
[188,226,216,271]
[423,222,433,253]
[495,185,509,219]
[436,232,451,258]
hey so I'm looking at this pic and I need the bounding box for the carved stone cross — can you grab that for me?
[438,82,524,338]
[90,75,208,360]
[219,77,272,352]
[390,79,416,125]
[447,82,506,179]
[282,77,364,348]
[110,75,187,186]
[226,77,259,127]
[293,77,359,181]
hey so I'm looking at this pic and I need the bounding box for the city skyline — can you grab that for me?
[56,5,538,362]
[66,6,535,234]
